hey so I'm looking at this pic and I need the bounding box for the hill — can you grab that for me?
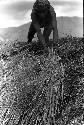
[0,17,83,42]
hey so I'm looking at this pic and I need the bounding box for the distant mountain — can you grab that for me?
[0,17,83,42]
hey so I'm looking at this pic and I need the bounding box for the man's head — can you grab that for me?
[33,0,50,14]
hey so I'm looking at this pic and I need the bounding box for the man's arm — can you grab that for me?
[50,6,58,44]
[31,11,46,47]
[52,14,58,44]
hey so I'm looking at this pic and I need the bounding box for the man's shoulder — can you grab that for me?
[31,9,36,18]
[50,5,54,10]
[31,9,37,22]
[31,8,36,15]
[49,5,56,15]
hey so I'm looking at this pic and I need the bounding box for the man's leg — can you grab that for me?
[19,23,36,52]
[27,22,36,44]
[43,23,52,47]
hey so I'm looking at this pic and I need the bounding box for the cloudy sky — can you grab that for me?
[0,0,83,28]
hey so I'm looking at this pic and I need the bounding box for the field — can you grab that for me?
[0,36,84,125]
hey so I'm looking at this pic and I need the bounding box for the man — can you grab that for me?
[27,0,58,52]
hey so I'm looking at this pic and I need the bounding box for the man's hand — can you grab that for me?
[37,31,47,48]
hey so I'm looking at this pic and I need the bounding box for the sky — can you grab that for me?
[0,0,83,28]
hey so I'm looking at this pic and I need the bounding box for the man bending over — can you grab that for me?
[27,0,58,52]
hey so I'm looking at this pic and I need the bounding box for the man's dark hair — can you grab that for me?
[33,0,50,12]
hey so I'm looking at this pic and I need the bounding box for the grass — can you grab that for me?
[0,36,83,125]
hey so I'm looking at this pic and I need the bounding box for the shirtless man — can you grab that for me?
[27,0,58,51]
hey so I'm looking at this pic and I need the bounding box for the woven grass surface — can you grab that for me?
[0,36,83,125]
